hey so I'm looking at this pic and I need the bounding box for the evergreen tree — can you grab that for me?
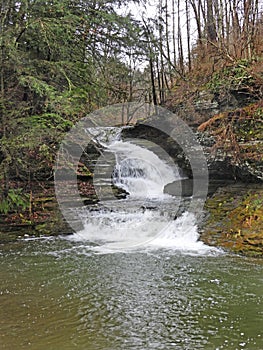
[0,0,145,188]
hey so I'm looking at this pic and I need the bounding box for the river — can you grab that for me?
[1,127,263,349]
[1,239,262,350]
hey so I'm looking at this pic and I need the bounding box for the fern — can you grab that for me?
[0,189,30,214]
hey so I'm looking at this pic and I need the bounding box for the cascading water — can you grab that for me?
[111,140,178,198]
[69,127,216,253]
[87,126,123,147]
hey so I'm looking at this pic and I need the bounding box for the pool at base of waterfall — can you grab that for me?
[1,127,262,350]
[1,240,263,350]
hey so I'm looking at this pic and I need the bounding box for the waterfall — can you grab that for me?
[68,127,216,254]
[111,140,178,198]
[86,126,123,147]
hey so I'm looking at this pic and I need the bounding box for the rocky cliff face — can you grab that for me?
[122,94,263,256]
[195,101,263,256]
[197,101,263,183]
[122,100,263,186]
[166,84,263,256]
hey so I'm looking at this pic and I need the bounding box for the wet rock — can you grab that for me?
[200,182,263,257]
[164,178,236,197]
[164,179,193,197]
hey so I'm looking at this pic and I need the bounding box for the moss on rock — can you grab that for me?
[201,183,263,256]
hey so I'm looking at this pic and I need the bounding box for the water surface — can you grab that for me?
[1,238,262,350]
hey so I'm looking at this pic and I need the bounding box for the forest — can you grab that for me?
[0,0,262,250]
[1,3,263,348]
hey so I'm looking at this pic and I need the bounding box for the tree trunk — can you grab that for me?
[185,0,192,71]
[206,0,217,42]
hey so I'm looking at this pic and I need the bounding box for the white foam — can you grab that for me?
[68,209,166,246]
[147,212,215,253]
[110,140,179,198]
[67,211,219,255]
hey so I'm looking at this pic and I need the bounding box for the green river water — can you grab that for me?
[1,237,262,350]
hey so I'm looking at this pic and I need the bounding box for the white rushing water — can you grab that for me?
[111,140,178,198]
[69,127,217,254]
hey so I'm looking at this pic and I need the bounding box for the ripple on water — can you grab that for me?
[1,238,263,349]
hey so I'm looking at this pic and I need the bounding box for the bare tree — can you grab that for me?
[185,0,192,70]
[177,0,185,74]
[206,0,217,42]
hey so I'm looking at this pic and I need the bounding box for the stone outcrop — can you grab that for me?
[197,101,263,182]
[121,100,263,256]
[201,183,263,257]
[122,102,263,186]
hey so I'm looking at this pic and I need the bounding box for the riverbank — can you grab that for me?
[0,174,129,243]
[196,101,263,257]
[201,182,263,257]
[0,181,71,242]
